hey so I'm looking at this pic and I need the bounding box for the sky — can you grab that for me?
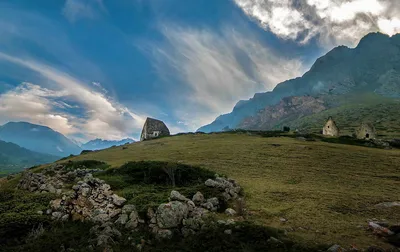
[0,0,399,142]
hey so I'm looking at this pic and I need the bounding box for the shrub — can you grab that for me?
[100,161,215,187]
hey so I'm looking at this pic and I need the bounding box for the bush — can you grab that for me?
[100,161,215,187]
[63,160,109,170]
[283,126,290,132]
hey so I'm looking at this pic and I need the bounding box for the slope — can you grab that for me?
[66,133,400,249]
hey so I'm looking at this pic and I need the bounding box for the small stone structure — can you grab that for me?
[140,117,170,141]
[322,116,340,136]
[356,122,376,140]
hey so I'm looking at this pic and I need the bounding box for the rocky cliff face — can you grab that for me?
[198,32,400,133]
[238,96,327,130]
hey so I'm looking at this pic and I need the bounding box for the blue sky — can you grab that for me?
[0,0,399,141]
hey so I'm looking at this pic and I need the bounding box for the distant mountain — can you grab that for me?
[198,32,400,133]
[0,140,59,175]
[0,122,81,157]
[81,138,135,151]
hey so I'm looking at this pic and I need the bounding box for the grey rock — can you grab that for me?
[93,214,110,223]
[156,229,173,240]
[115,214,129,225]
[181,227,196,237]
[207,197,219,207]
[156,201,189,228]
[225,208,237,216]
[192,192,205,205]
[111,194,127,206]
[52,211,63,220]
[122,204,136,214]
[224,229,232,235]
[125,218,139,229]
[170,190,189,202]
[201,202,213,210]
[327,244,346,252]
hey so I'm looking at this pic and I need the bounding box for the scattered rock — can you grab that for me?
[156,201,189,228]
[224,229,232,235]
[326,244,346,252]
[170,190,189,202]
[375,202,400,208]
[205,176,241,203]
[156,229,173,240]
[369,221,395,236]
[225,208,237,216]
[115,214,128,225]
[192,192,205,205]
[112,194,127,206]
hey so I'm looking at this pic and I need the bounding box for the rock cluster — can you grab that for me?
[18,172,63,194]
[23,168,243,250]
[17,164,101,194]
[48,174,127,223]
[149,188,239,239]
[205,176,241,201]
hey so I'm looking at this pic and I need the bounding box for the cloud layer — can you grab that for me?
[234,0,400,47]
[149,26,304,129]
[0,52,145,141]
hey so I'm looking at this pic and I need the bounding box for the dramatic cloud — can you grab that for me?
[234,0,400,46]
[63,0,107,23]
[0,52,145,140]
[149,26,304,130]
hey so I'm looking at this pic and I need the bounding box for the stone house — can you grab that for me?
[140,117,170,141]
[322,116,340,136]
[355,122,376,140]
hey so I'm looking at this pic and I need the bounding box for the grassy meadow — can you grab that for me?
[62,133,400,249]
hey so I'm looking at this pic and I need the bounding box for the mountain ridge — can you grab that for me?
[0,121,81,157]
[198,32,400,133]
[81,138,135,151]
[0,139,59,175]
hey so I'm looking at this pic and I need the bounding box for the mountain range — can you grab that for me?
[81,138,135,151]
[0,140,58,175]
[0,122,82,157]
[198,32,400,138]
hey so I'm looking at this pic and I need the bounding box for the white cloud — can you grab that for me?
[234,0,400,47]
[0,52,145,140]
[149,26,304,130]
[62,0,106,23]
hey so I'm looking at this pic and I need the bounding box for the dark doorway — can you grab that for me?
[366,133,370,138]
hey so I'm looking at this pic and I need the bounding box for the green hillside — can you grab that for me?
[289,94,400,138]
[0,140,58,176]
[65,133,400,249]
[2,133,400,250]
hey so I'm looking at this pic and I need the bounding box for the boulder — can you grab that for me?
[111,194,127,206]
[192,192,205,205]
[156,201,189,228]
[115,214,129,225]
[122,204,136,214]
[225,208,237,216]
[170,190,189,202]
[156,229,173,240]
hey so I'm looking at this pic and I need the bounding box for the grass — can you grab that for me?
[96,161,222,213]
[290,93,400,139]
[65,133,400,249]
